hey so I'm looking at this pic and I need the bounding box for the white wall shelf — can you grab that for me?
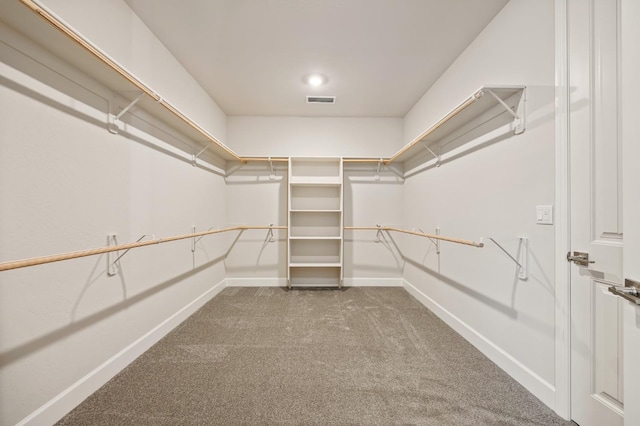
[289,263,342,267]
[289,236,342,240]
[6,0,241,165]
[289,267,342,287]
[388,85,526,165]
[288,157,343,288]
[289,177,343,184]
[290,209,342,213]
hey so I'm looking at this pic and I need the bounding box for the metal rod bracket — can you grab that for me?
[108,234,147,276]
[374,158,383,181]
[374,224,383,243]
[268,157,275,180]
[108,92,144,134]
[485,88,526,135]
[487,236,528,280]
[107,234,118,276]
[192,145,210,167]
[421,143,441,166]
[193,226,215,251]
[416,228,441,253]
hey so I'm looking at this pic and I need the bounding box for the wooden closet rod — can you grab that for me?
[344,226,484,248]
[240,157,289,163]
[18,0,242,163]
[0,225,287,272]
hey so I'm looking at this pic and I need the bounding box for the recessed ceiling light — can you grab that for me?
[305,74,327,87]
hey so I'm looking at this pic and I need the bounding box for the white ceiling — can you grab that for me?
[124,0,509,118]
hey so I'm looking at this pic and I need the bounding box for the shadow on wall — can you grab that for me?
[0,253,228,368]
[0,43,224,174]
[381,230,519,318]
[403,256,518,319]
[393,229,558,340]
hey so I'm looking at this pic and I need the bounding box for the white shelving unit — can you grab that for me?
[288,158,343,288]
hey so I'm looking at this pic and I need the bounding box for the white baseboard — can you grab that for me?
[225,277,404,287]
[18,279,227,426]
[402,279,556,410]
[342,277,403,287]
[225,277,288,287]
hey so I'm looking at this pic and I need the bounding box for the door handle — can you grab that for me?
[608,279,640,304]
[566,251,595,266]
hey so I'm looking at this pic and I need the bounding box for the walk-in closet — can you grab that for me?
[2,0,640,425]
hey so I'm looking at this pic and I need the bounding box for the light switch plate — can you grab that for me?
[536,205,553,225]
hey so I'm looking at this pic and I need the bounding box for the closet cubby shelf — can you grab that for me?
[290,209,342,213]
[289,236,342,240]
[289,178,343,185]
[289,263,342,268]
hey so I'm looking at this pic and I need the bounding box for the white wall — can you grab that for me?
[0,3,230,423]
[224,164,288,285]
[400,0,558,409]
[226,116,405,285]
[343,166,404,285]
[227,116,403,158]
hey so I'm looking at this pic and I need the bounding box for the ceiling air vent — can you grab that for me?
[306,96,336,104]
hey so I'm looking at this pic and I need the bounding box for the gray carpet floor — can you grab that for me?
[57,287,573,425]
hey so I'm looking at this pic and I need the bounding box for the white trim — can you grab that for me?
[403,279,556,410]
[225,277,288,287]
[554,0,572,420]
[224,277,404,287]
[17,279,227,426]
[342,277,403,287]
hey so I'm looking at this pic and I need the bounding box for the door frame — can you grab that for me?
[554,0,571,419]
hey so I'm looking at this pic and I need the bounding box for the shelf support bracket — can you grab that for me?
[225,162,246,179]
[374,158,383,181]
[268,157,275,180]
[108,92,144,134]
[192,145,210,167]
[485,89,526,135]
[107,234,148,276]
[421,143,441,167]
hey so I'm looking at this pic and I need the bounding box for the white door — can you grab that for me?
[568,0,624,425]
[620,0,640,424]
